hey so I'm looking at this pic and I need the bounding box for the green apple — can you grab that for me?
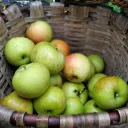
[63,53,90,83]
[61,81,88,104]
[0,91,33,114]
[33,86,66,116]
[12,63,50,99]
[31,42,65,75]
[87,73,106,98]
[87,54,104,73]
[50,74,62,88]
[84,100,105,113]
[63,97,84,115]
[93,76,128,110]
[85,61,95,82]
[127,85,128,101]
[4,37,35,66]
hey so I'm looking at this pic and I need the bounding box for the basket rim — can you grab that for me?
[0,104,122,127]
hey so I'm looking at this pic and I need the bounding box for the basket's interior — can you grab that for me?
[0,2,128,100]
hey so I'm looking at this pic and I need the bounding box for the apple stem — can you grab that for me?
[72,75,78,80]
[22,55,26,59]
[114,92,118,99]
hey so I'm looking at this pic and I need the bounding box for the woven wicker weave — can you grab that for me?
[111,0,128,8]
[60,0,109,5]
[60,0,128,8]
[0,1,128,128]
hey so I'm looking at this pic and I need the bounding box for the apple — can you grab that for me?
[83,100,105,113]
[33,86,66,116]
[63,53,90,83]
[87,73,106,98]
[93,76,128,110]
[85,61,95,82]
[0,91,33,114]
[31,42,65,75]
[51,39,70,56]
[4,37,35,66]
[26,21,53,44]
[127,85,128,101]
[50,74,62,88]
[63,97,84,115]
[61,81,88,104]
[87,54,104,73]
[12,63,50,99]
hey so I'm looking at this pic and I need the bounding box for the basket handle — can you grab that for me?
[0,105,127,127]
[9,106,128,127]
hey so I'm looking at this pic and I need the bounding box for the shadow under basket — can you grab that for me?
[0,1,128,128]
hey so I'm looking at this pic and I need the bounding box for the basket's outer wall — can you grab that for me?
[61,0,128,8]
[111,0,128,8]
[0,1,128,128]
[60,0,109,6]
[0,18,14,99]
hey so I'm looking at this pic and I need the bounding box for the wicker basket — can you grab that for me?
[0,1,128,128]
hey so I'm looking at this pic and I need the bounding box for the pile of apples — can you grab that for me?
[1,21,128,115]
